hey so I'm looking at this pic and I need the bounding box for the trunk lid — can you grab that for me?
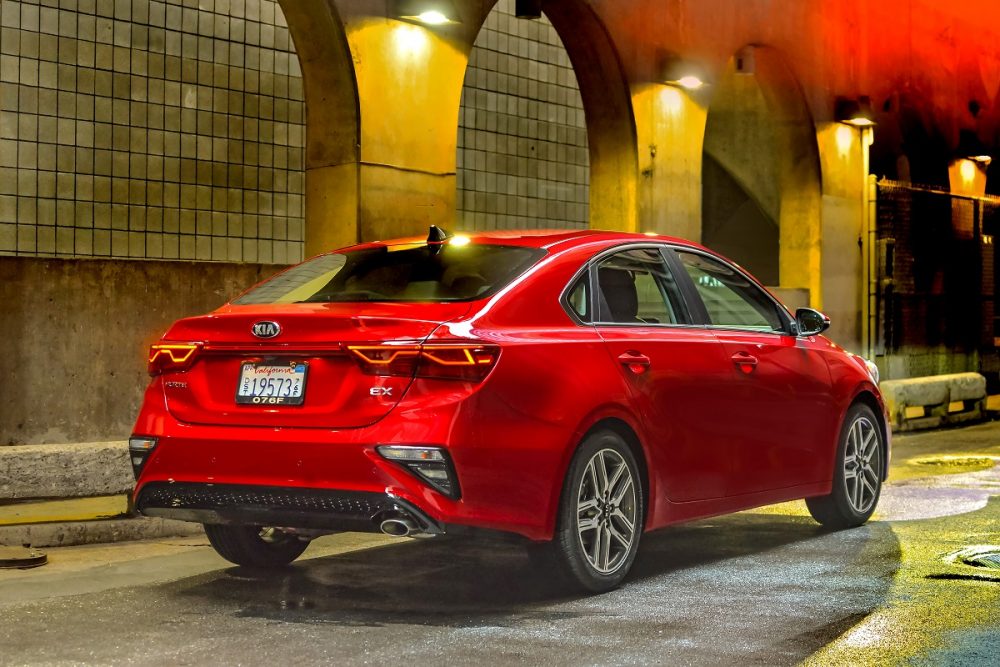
[158,301,471,429]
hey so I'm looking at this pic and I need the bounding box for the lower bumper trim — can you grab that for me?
[135,482,443,534]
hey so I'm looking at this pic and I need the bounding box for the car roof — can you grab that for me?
[357,229,710,253]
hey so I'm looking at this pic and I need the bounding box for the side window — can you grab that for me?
[677,251,785,332]
[596,248,687,325]
[566,273,591,322]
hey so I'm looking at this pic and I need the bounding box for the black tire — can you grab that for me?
[806,403,884,529]
[203,524,309,567]
[532,430,644,593]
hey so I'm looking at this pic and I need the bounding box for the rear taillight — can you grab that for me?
[347,343,499,381]
[148,342,202,376]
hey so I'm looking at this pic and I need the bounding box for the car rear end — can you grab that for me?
[130,236,547,538]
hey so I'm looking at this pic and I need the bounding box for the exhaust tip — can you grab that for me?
[380,517,418,537]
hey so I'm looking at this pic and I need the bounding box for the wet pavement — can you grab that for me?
[2,422,1000,666]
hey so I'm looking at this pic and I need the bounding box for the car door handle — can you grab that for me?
[731,352,758,374]
[618,351,651,374]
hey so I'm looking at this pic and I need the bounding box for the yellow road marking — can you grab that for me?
[0,496,129,526]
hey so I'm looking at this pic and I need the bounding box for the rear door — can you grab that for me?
[591,246,735,502]
[671,249,836,495]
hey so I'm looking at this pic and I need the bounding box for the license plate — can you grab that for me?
[236,361,308,405]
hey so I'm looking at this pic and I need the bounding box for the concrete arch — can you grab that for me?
[280,0,637,249]
[465,0,639,231]
[278,0,361,255]
[701,46,822,300]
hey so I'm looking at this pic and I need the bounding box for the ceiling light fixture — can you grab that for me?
[394,0,460,26]
[835,96,877,128]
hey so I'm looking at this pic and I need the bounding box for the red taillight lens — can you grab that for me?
[418,344,500,381]
[347,343,500,381]
[347,345,421,377]
[148,343,202,376]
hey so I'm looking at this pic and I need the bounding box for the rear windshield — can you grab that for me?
[233,243,546,305]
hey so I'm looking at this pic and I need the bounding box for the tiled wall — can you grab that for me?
[0,0,305,263]
[457,0,589,231]
[0,0,589,263]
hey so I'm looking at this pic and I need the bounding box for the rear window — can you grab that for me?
[233,243,545,305]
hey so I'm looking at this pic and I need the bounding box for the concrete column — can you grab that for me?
[280,0,362,255]
[633,84,707,240]
[817,121,867,351]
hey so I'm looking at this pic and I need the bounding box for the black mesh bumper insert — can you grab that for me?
[135,482,400,531]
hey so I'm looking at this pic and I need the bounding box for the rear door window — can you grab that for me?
[595,248,688,325]
[234,243,545,304]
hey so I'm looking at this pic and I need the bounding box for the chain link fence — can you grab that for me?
[873,180,999,382]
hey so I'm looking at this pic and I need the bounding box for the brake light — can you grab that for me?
[347,343,500,381]
[418,344,499,381]
[148,343,202,376]
[347,345,421,377]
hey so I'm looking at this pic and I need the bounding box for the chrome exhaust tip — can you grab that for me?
[380,517,420,537]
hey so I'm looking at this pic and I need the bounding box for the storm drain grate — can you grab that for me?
[945,545,1000,570]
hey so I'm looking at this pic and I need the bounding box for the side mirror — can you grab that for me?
[795,307,830,336]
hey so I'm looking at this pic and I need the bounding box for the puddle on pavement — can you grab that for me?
[909,455,996,474]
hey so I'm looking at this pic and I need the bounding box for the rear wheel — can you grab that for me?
[806,403,884,529]
[203,524,309,567]
[533,430,644,593]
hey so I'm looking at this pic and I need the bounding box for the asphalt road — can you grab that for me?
[2,423,1000,666]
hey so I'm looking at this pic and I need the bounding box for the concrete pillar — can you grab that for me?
[818,121,868,351]
[633,84,707,240]
[279,0,362,256]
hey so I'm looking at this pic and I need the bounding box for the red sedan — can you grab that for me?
[131,229,888,592]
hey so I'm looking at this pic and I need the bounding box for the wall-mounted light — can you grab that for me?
[662,58,709,91]
[393,0,460,25]
[515,0,542,19]
[956,128,992,165]
[835,96,877,127]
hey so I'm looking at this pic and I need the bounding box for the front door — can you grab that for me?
[673,250,836,496]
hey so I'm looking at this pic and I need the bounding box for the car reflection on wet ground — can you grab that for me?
[2,422,999,666]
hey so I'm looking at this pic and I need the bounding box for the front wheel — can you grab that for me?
[534,430,644,593]
[203,524,309,567]
[806,403,884,529]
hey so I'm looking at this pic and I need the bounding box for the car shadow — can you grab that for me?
[170,512,902,639]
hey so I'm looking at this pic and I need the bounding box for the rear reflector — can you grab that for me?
[148,343,202,376]
[376,445,460,498]
[128,436,158,480]
[348,343,499,382]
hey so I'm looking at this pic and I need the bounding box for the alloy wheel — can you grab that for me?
[843,416,881,514]
[576,448,638,574]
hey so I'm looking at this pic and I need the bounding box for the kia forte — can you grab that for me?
[131,229,888,592]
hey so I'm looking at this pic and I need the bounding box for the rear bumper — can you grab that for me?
[135,481,444,534]
[130,377,574,541]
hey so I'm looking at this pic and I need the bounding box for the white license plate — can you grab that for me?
[236,362,308,405]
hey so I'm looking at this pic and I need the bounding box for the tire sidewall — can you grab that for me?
[831,403,883,525]
[554,430,644,592]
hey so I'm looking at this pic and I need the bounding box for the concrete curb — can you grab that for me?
[0,441,132,500]
[0,517,202,548]
[0,441,204,548]
[881,373,988,432]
